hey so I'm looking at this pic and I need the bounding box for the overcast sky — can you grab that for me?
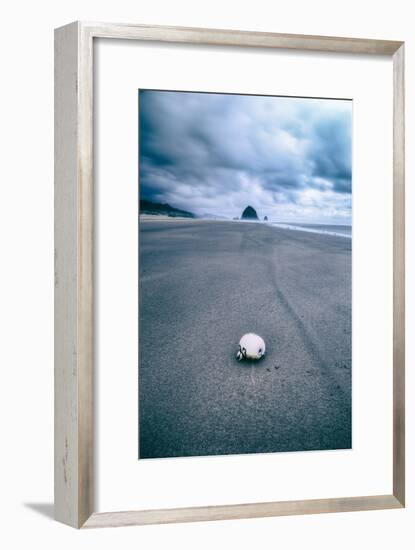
[139,90,352,224]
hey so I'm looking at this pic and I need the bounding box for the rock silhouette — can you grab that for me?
[140,199,195,218]
[241,206,259,220]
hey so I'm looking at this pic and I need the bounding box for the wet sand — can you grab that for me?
[139,220,351,459]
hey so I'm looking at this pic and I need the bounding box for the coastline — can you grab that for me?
[139,214,352,237]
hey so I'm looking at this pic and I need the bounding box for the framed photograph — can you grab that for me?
[54,22,405,528]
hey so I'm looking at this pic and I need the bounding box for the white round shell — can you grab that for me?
[236,333,266,360]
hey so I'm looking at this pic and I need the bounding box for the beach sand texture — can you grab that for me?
[139,220,351,459]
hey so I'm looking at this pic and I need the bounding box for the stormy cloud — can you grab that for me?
[139,90,352,223]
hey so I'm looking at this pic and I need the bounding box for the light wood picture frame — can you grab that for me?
[54,21,405,529]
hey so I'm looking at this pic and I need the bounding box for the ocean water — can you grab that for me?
[271,222,352,238]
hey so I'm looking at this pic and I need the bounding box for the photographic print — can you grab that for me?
[139,90,352,459]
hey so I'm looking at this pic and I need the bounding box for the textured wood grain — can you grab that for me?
[83,495,403,528]
[54,21,79,528]
[77,20,94,528]
[54,21,94,528]
[84,21,402,55]
[55,21,405,529]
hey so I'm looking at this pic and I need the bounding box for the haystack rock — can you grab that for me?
[241,206,259,220]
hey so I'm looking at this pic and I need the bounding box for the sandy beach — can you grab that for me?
[139,220,352,459]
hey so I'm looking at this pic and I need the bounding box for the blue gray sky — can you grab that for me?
[139,90,352,224]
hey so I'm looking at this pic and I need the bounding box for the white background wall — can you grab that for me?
[0,0,413,547]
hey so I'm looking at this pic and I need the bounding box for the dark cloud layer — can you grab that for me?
[139,90,352,223]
